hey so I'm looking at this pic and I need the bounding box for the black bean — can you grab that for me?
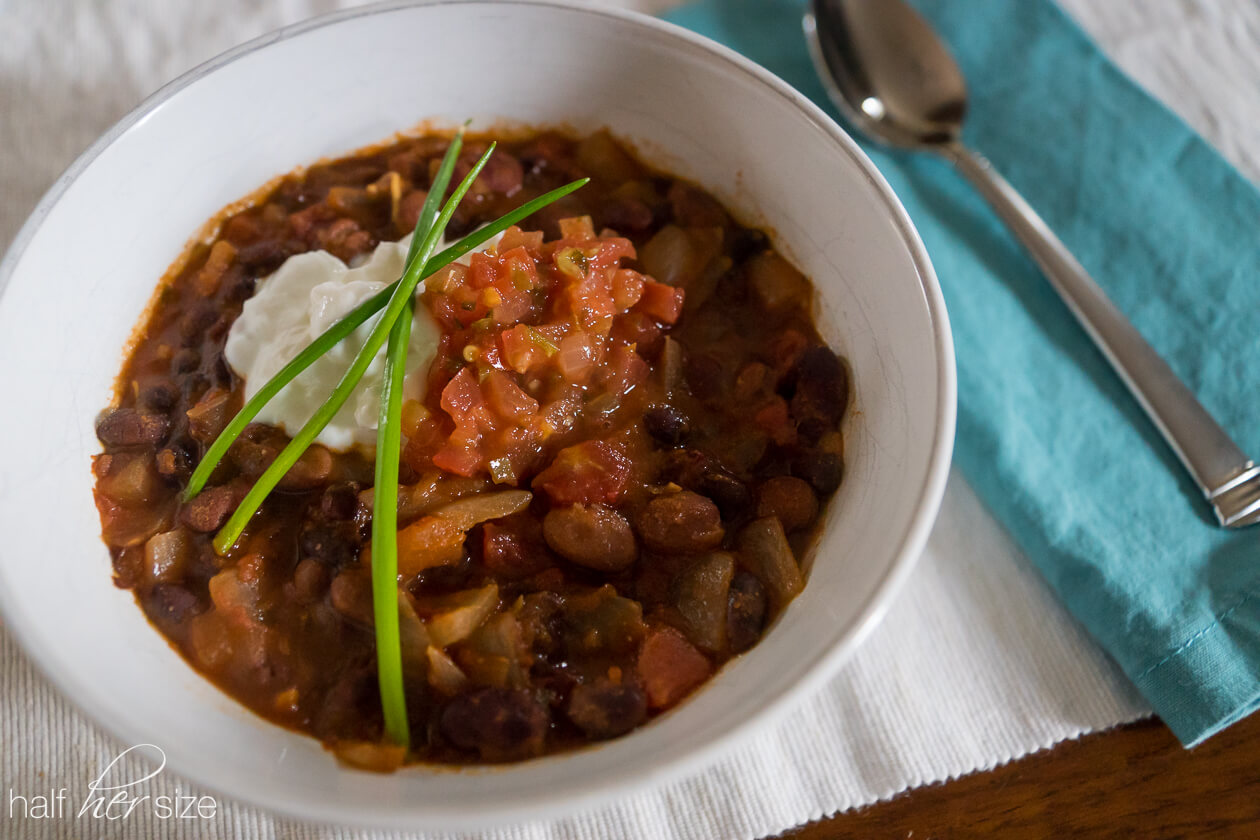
[180,372,210,404]
[138,383,178,414]
[727,571,768,654]
[792,450,844,495]
[643,405,691,448]
[566,678,647,740]
[224,274,257,304]
[730,229,770,264]
[237,240,290,275]
[684,353,726,401]
[299,523,359,570]
[440,688,549,761]
[148,584,206,626]
[795,416,829,445]
[319,483,361,521]
[211,351,233,388]
[698,471,752,520]
[179,308,217,342]
[791,346,848,424]
[155,445,192,480]
[170,348,201,376]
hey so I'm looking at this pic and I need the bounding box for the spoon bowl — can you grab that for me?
[804,0,1260,528]
[804,0,966,148]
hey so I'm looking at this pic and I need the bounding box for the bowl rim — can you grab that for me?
[0,0,956,829]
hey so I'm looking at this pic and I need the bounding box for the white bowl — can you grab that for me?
[0,0,954,830]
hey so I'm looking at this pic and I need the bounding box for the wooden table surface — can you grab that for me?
[784,713,1260,838]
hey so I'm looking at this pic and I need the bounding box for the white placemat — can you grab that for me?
[1,1,1253,837]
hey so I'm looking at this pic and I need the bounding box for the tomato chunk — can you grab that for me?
[637,627,712,709]
[636,280,685,324]
[532,440,631,506]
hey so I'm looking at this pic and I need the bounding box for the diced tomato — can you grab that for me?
[500,324,539,374]
[592,236,635,267]
[558,215,596,240]
[498,225,544,254]
[401,415,448,474]
[482,369,539,422]
[636,280,685,324]
[440,367,485,418]
[611,268,645,311]
[467,251,500,290]
[602,345,648,396]
[637,626,712,709]
[532,440,631,505]
[610,312,663,358]
[432,441,484,477]
[555,332,605,384]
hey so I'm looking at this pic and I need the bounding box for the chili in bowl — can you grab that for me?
[0,0,954,830]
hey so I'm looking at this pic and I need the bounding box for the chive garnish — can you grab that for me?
[367,129,462,749]
[210,140,495,555]
[372,298,415,746]
[182,177,590,500]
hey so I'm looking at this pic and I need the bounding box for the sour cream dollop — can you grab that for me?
[224,232,499,451]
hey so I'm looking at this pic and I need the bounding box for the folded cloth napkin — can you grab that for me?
[665,0,1260,746]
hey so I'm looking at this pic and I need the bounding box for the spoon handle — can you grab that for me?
[944,143,1259,527]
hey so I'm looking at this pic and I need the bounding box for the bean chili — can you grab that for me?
[92,129,849,768]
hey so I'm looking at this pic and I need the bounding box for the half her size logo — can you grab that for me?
[7,744,217,824]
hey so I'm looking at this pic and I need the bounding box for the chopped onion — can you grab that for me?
[737,518,804,609]
[424,583,500,648]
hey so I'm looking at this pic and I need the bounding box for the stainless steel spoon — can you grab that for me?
[804,0,1260,528]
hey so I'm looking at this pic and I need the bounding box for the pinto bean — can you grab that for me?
[293,557,330,602]
[667,181,729,228]
[329,567,374,626]
[636,491,724,554]
[478,150,524,196]
[180,483,246,533]
[601,196,654,233]
[756,476,819,533]
[96,408,170,447]
[566,678,647,740]
[727,571,769,654]
[543,504,637,572]
[440,688,549,760]
[186,387,234,444]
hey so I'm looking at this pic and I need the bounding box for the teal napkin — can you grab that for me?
[664,0,1260,746]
